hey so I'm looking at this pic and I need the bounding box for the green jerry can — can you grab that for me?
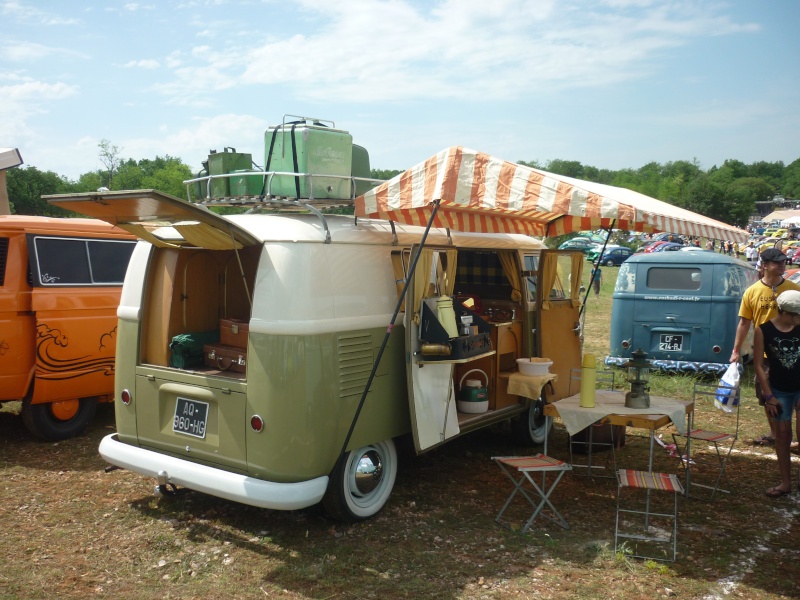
[263,120,352,199]
[191,168,209,201]
[230,170,264,197]
[207,148,252,198]
[351,144,375,197]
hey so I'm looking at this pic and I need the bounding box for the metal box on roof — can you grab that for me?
[208,149,252,198]
[264,121,352,199]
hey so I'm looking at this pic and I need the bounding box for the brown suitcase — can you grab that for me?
[203,343,247,373]
[220,318,249,348]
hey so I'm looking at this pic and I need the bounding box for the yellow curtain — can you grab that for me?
[570,253,584,308]
[439,248,458,296]
[498,251,522,302]
[412,247,434,325]
[540,253,559,310]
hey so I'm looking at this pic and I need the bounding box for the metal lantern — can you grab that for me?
[623,348,650,409]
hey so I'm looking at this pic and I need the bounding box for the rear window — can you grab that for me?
[646,267,701,291]
[28,235,136,286]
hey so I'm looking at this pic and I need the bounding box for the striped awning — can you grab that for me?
[355,147,748,243]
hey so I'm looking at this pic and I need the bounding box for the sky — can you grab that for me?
[2,0,799,182]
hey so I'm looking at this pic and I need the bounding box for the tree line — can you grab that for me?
[6,140,799,226]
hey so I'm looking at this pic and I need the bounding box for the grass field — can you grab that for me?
[1,263,799,599]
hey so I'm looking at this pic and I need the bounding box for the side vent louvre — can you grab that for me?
[337,334,373,399]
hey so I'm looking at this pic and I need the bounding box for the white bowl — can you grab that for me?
[516,358,552,376]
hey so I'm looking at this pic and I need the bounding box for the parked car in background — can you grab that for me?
[586,244,620,263]
[0,216,136,440]
[652,242,684,252]
[653,232,685,244]
[558,237,600,254]
[606,252,757,374]
[575,231,608,245]
[597,246,634,266]
[642,240,670,253]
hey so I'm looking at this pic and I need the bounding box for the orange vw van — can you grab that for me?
[0,216,136,440]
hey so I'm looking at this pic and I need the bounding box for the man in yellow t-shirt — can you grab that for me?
[731,247,800,445]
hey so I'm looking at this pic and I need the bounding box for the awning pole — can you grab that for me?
[336,199,442,461]
[580,220,616,320]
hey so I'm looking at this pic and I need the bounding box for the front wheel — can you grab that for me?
[322,439,398,522]
[510,397,551,445]
[606,259,615,267]
[21,397,98,441]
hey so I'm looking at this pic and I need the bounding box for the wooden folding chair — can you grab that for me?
[492,454,572,532]
[671,380,740,500]
[614,469,683,562]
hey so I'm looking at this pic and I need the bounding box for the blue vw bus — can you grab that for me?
[605,251,757,374]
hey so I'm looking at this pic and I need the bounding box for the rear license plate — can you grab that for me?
[173,397,209,438]
[659,334,683,351]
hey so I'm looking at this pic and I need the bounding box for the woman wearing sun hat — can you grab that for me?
[754,289,800,497]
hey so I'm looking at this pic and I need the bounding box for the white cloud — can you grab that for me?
[146,0,761,105]
[120,113,268,171]
[123,59,160,69]
[0,1,80,25]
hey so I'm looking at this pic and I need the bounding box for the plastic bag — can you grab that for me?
[714,362,741,413]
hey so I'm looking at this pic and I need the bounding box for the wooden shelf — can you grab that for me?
[416,350,496,364]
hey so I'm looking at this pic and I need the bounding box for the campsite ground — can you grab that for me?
[1,265,799,599]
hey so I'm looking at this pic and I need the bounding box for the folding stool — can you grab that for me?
[492,454,572,532]
[671,380,740,500]
[614,469,683,562]
[567,368,622,478]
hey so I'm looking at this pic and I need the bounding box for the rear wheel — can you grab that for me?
[322,439,397,522]
[510,397,551,445]
[21,397,98,441]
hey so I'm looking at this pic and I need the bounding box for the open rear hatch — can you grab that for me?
[44,189,260,250]
[46,190,259,468]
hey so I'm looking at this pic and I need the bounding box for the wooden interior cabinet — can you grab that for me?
[492,321,523,409]
[454,321,522,411]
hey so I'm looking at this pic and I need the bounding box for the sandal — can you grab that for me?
[790,441,800,454]
[753,435,776,446]
[766,486,791,498]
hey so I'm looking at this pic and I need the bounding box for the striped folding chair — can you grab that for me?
[614,469,683,562]
[671,380,741,500]
[492,454,572,532]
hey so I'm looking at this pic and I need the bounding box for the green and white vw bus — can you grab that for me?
[45,186,582,522]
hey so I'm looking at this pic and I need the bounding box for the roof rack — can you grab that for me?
[183,170,384,209]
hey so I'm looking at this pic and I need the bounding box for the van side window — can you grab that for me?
[455,251,513,300]
[0,237,8,286]
[522,254,538,303]
[646,267,701,291]
[719,266,743,297]
[29,235,136,286]
[615,262,635,293]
